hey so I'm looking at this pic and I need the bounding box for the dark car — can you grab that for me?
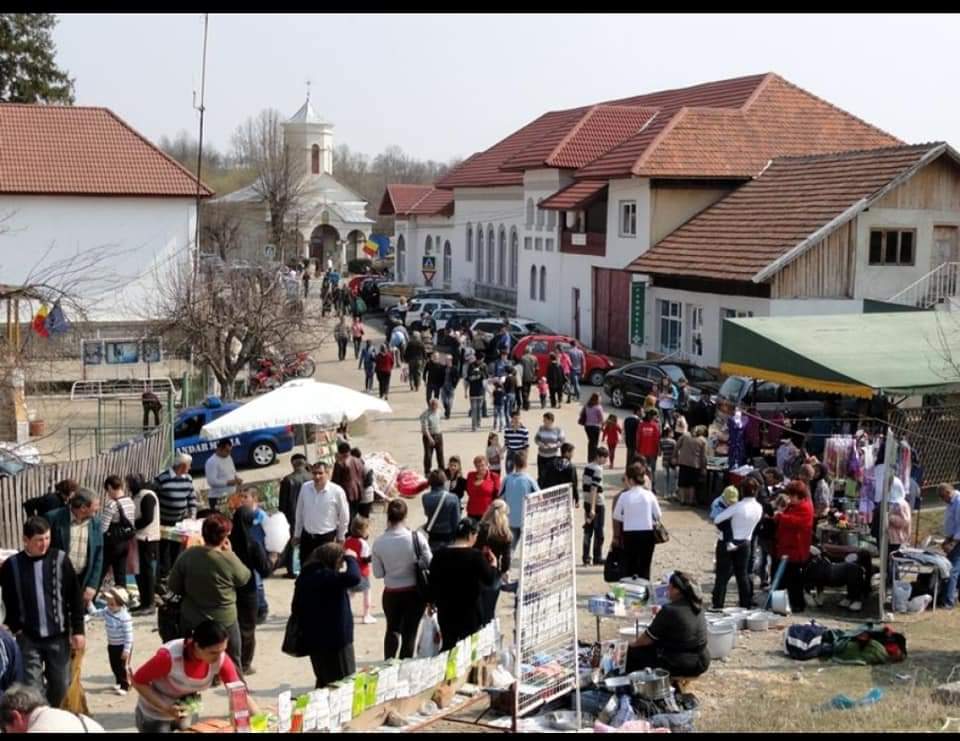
[602,362,720,409]
[359,277,385,310]
[715,375,835,419]
[433,307,495,332]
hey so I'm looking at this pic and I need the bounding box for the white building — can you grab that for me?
[0,103,211,321]
[382,72,937,361]
[211,95,373,267]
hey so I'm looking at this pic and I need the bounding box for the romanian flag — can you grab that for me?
[32,304,50,338]
[363,239,379,257]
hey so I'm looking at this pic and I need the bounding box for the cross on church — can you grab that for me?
[305,79,311,102]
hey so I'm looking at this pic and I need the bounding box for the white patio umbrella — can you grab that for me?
[199,379,392,453]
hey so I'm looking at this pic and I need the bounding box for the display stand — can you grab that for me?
[513,483,581,730]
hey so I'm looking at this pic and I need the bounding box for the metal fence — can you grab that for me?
[888,404,960,486]
[0,425,172,550]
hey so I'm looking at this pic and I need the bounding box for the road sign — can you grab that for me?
[422,255,437,284]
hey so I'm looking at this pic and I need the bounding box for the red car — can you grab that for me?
[511,335,616,387]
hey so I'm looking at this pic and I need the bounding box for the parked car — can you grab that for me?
[358,277,384,310]
[414,288,465,302]
[173,396,296,472]
[433,307,495,332]
[470,317,555,340]
[602,362,722,409]
[511,335,616,386]
[386,298,462,327]
[715,375,832,418]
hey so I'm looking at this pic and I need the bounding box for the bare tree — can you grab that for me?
[150,260,330,400]
[231,109,306,263]
[200,203,242,261]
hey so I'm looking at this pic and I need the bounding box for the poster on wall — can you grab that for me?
[141,339,162,363]
[105,340,140,364]
[82,340,104,366]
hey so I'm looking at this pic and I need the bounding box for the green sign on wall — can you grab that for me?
[630,282,645,345]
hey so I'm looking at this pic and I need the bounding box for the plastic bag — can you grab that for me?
[892,581,911,613]
[907,594,933,613]
[416,611,441,657]
[263,512,290,553]
[60,647,89,715]
[396,470,428,498]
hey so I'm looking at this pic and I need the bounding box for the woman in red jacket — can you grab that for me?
[374,344,394,400]
[774,480,815,613]
[465,455,501,521]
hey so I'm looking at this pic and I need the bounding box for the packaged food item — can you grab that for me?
[226,681,251,732]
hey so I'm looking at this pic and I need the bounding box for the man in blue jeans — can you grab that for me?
[939,483,960,607]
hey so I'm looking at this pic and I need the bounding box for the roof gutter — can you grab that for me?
[752,144,948,283]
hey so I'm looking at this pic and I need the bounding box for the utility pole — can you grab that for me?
[192,13,209,277]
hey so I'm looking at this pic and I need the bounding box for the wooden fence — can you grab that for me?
[0,425,171,550]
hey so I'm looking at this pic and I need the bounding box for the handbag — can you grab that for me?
[282,612,309,657]
[603,546,625,583]
[411,531,431,602]
[653,519,670,545]
[104,504,136,548]
[578,407,587,426]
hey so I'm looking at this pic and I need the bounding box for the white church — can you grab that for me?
[210,93,374,267]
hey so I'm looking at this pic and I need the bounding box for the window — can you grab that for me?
[497,226,507,286]
[442,241,452,288]
[530,265,537,300]
[396,235,406,281]
[529,339,549,354]
[509,228,519,289]
[546,209,556,230]
[536,201,545,229]
[657,299,682,354]
[526,198,535,228]
[424,235,433,256]
[539,266,547,301]
[476,227,485,284]
[535,237,543,251]
[311,144,320,175]
[524,237,532,251]
[545,238,554,252]
[466,224,473,262]
[869,229,915,266]
[486,226,495,284]
[619,200,637,237]
[688,305,704,357]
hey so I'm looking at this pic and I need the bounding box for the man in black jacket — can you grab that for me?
[0,517,85,707]
[543,442,579,506]
[424,352,446,406]
[21,480,77,520]
[279,454,311,578]
[403,333,427,392]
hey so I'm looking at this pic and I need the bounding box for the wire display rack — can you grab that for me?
[513,483,581,727]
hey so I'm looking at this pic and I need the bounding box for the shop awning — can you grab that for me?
[720,312,960,399]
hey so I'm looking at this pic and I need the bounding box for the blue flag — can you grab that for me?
[44,301,71,336]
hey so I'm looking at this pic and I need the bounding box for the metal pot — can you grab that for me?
[628,667,672,700]
[602,675,632,693]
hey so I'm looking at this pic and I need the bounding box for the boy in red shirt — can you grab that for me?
[636,410,662,493]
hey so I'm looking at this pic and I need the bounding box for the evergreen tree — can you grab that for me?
[0,14,75,104]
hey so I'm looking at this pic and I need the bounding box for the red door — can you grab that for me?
[592,268,631,359]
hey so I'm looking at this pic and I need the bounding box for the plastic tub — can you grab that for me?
[746,612,769,631]
[707,623,736,660]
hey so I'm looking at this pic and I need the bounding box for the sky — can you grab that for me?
[54,13,960,164]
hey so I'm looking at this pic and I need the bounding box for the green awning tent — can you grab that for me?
[720,312,960,399]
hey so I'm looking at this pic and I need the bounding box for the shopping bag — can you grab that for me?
[416,611,442,658]
[603,546,625,583]
[282,613,309,658]
[60,647,90,715]
[400,364,410,383]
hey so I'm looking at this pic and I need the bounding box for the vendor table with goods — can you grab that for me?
[815,519,877,560]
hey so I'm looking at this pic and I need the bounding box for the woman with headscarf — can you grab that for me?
[625,571,710,676]
[887,483,912,556]
[229,486,273,675]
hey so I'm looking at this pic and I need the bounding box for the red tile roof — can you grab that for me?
[435,73,902,188]
[625,144,947,282]
[539,181,608,211]
[379,184,454,217]
[0,104,213,197]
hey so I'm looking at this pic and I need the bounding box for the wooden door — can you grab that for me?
[933,226,959,297]
[592,268,631,358]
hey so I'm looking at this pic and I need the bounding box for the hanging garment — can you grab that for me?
[727,413,747,468]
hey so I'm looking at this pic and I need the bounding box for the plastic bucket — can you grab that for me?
[707,624,736,660]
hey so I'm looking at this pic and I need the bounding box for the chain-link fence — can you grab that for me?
[888,404,960,487]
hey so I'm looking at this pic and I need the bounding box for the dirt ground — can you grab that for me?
[63,305,959,733]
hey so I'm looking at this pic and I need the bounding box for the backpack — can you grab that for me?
[784,620,829,660]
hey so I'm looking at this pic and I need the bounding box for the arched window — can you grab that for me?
[311,144,320,175]
[546,209,556,230]
[425,235,433,256]
[530,265,537,300]
[539,266,547,301]
[536,200,545,229]
[396,235,406,281]
[476,226,485,284]
[526,198,534,228]
[466,223,473,262]
[442,241,452,287]
[497,226,507,286]
[486,225,495,284]
[509,228,519,289]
